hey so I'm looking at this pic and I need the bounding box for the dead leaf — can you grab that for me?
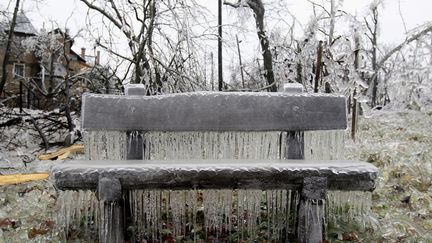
[44,220,55,229]
[164,234,175,243]
[342,232,358,241]
[0,218,20,229]
[0,218,12,228]
[28,227,50,239]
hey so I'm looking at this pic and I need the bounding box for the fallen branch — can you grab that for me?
[0,117,22,127]
[37,144,84,160]
[29,117,49,152]
[0,173,49,186]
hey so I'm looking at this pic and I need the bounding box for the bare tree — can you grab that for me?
[79,0,210,95]
[306,0,342,45]
[363,1,432,107]
[79,0,155,90]
[364,2,379,106]
[224,0,277,92]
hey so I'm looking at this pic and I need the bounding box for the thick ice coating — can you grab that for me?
[81,92,347,131]
[52,159,378,191]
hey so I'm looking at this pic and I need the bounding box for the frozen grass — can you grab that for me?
[344,109,432,242]
[0,109,431,242]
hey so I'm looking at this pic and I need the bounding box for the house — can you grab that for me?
[0,11,115,110]
[0,10,39,104]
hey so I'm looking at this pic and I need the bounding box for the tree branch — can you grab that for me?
[29,117,49,151]
[223,0,244,8]
[378,24,432,68]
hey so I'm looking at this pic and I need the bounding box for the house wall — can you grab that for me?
[0,42,40,97]
[69,59,87,73]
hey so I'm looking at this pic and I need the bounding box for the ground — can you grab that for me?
[0,108,431,242]
[344,109,432,242]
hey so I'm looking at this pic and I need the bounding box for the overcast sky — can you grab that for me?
[18,0,432,43]
[7,0,432,77]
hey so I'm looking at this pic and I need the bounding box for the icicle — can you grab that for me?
[99,200,122,243]
[127,131,144,159]
[76,129,360,241]
[304,130,345,160]
[185,190,198,242]
[169,190,187,237]
[144,131,284,160]
[203,189,232,237]
[84,130,127,160]
[129,190,170,241]
[56,190,99,240]
[326,191,373,230]
[236,189,262,240]
[265,189,290,241]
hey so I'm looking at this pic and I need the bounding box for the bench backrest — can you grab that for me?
[81,86,347,160]
[82,92,347,132]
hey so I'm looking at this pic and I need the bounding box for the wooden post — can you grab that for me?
[211,52,214,91]
[351,88,358,141]
[125,84,145,160]
[284,83,305,159]
[218,0,223,91]
[347,94,352,115]
[124,84,145,241]
[286,131,304,159]
[324,82,331,93]
[236,35,245,89]
[297,177,327,243]
[19,80,23,113]
[27,85,31,108]
[313,41,323,93]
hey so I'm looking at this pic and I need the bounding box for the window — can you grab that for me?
[13,63,25,79]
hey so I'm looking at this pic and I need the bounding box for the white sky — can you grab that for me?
[19,0,432,42]
[8,0,432,76]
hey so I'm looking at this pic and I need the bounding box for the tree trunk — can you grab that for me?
[247,0,277,92]
[0,0,21,96]
[146,0,162,95]
[329,0,335,44]
[296,42,303,84]
[48,52,55,94]
[236,35,245,88]
[62,36,74,133]
[370,8,379,106]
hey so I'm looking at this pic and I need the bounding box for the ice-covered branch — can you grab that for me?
[378,23,432,68]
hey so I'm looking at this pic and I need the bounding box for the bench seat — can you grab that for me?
[52,159,377,191]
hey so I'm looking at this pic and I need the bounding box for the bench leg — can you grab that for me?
[286,131,304,159]
[98,177,124,243]
[297,177,327,243]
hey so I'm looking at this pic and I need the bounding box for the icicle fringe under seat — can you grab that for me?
[57,130,372,241]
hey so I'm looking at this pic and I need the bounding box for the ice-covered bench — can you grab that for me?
[51,85,378,242]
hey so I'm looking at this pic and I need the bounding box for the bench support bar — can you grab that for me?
[98,178,124,243]
[297,177,327,243]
